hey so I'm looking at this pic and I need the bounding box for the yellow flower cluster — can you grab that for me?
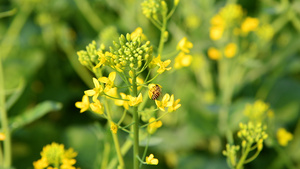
[175,37,193,69]
[243,100,270,123]
[237,122,268,147]
[33,142,78,169]
[277,128,293,146]
[208,43,237,60]
[147,117,162,134]
[146,154,159,165]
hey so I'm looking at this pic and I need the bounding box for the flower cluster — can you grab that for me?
[207,4,274,60]
[75,26,182,168]
[174,37,193,69]
[223,122,268,168]
[276,128,293,146]
[33,142,78,169]
[243,100,271,123]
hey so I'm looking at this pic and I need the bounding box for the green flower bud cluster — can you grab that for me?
[141,0,168,19]
[222,144,240,167]
[109,33,153,71]
[237,122,268,145]
[77,40,100,68]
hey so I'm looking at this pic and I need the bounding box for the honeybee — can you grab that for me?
[149,84,162,100]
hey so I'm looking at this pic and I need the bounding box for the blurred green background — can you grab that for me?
[1,0,300,169]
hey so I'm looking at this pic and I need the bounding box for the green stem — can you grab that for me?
[149,17,162,29]
[0,3,32,60]
[0,57,11,168]
[100,141,110,169]
[140,134,150,168]
[132,70,140,169]
[0,8,17,18]
[73,0,103,31]
[107,138,132,169]
[236,143,251,169]
[104,100,125,169]
[244,148,261,164]
[157,14,167,56]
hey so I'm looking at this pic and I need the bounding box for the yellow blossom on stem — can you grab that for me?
[168,94,181,112]
[151,55,172,74]
[174,52,192,69]
[90,100,104,114]
[128,93,143,106]
[105,87,118,99]
[208,47,222,60]
[84,77,103,102]
[176,37,193,53]
[0,132,5,141]
[94,51,109,69]
[75,95,90,113]
[33,157,48,169]
[115,92,129,110]
[241,17,259,34]
[277,128,293,146]
[210,26,224,40]
[155,94,172,111]
[99,72,116,92]
[147,117,162,134]
[146,154,159,165]
[224,43,237,58]
[131,27,147,41]
[110,122,118,134]
[210,14,225,27]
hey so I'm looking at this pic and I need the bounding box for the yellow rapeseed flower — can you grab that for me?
[210,14,225,27]
[177,37,193,53]
[110,122,118,134]
[131,27,147,41]
[99,72,116,92]
[75,95,90,113]
[277,128,293,146]
[90,100,104,114]
[241,17,259,34]
[155,94,172,111]
[84,78,103,102]
[174,52,192,69]
[210,26,224,40]
[185,14,201,30]
[115,92,129,110]
[208,47,222,60]
[151,55,172,74]
[0,133,5,141]
[146,154,159,165]
[147,117,162,134]
[128,93,143,106]
[33,157,48,169]
[168,94,181,112]
[33,142,78,169]
[219,4,243,23]
[224,43,237,58]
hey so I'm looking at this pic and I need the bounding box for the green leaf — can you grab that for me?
[5,78,25,111]
[9,101,62,131]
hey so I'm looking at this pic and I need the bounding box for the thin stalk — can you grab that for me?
[0,58,11,168]
[244,149,261,164]
[157,14,167,56]
[0,3,32,60]
[107,138,133,169]
[236,143,251,169]
[0,8,17,18]
[100,141,110,169]
[140,134,150,168]
[73,0,103,31]
[104,100,125,169]
[132,70,140,169]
